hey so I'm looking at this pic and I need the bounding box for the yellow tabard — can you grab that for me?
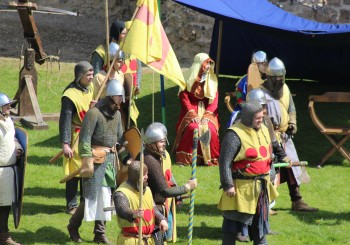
[62,86,93,175]
[217,123,278,214]
[95,44,107,65]
[117,182,155,245]
[161,150,177,242]
[92,71,125,100]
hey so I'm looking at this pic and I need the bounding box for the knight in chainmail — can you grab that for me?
[260,58,318,212]
[67,79,130,244]
[218,101,279,245]
[140,122,197,245]
[230,88,290,242]
[113,161,168,245]
[59,61,94,216]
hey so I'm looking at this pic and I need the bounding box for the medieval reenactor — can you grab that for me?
[218,101,278,245]
[113,161,168,244]
[227,50,268,127]
[260,58,318,212]
[0,93,23,245]
[67,79,130,243]
[91,20,126,76]
[59,61,94,215]
[142,122,197,244]
[173,53,220,166]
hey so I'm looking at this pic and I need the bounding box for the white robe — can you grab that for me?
[0,118,17,206]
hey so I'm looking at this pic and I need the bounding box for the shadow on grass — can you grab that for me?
[274,208,350,225]
[22,202,66,215]
[25,187,65,198]
[27,155,61,166]
[33,134,60,148]
[177,224,222,241]
[12,226,70,244]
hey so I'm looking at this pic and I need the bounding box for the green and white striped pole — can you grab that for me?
[187,128,198,245]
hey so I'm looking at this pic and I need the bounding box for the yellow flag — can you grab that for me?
[121,0,186,90]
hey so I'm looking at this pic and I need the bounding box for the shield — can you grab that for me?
[117,126,141,186]
[123,126,141,160]
[13,127,28,229]
[247,63,262,93]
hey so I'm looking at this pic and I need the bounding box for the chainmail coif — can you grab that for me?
[240,101,263,128]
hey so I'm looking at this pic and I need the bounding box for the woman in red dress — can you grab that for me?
[173,53,220,166]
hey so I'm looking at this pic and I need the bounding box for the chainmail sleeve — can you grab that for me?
[144,153,188,205]
[91,51,104,76]
[154,202,166,225]
[59,96,76,144]
[219,129,241,191]
[113,191,135,222]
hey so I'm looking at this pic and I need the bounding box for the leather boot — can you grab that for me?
[292,199,318,212]
[93,233,110,244]
[222,232,236,245]
[67,224,82,243]
[0,232,21,245]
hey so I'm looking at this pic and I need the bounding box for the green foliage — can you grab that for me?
[1,58,350,244]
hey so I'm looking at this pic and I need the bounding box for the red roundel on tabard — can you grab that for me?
[121,64,127,73]
[143,209,152,222]
[259,146,268,158]
[129,59,138,71]
[245,148,258,159]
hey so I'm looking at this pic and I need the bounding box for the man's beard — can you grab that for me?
[271,84,283,99]
[264,79,283,99]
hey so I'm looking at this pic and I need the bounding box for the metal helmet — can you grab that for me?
[144,122,168,145]
[109,42,124,61]
[128,161,148,186]
[106,79,125,102]
[266,57,286,77]
[251,51,268,64]
[0,93,16,108]
[246,88,268,105]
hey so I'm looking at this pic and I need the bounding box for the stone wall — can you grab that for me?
[23,0,350,66]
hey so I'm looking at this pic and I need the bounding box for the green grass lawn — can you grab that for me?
[1,57,350,244]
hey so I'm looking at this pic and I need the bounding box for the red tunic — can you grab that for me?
[173,81,220,166]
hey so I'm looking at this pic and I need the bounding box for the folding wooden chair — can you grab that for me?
[308,92,350,168]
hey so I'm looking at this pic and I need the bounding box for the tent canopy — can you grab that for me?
[174,0,350,82]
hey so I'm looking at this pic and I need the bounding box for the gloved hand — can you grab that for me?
[282,156,293,168]
[176,196,183,208]
[286,123,297,135]
[185,178,197,191]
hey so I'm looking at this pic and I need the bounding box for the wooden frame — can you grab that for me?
[308,92,350,167]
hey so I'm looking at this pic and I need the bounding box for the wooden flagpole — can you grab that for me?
[138,129,145,245]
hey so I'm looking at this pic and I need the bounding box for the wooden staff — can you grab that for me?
[274,161,308,168]
[49,136,79,164]
[105,0,110,72]
[138,129,145,245]
[95,53,118,101]
[59,167,81,184]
